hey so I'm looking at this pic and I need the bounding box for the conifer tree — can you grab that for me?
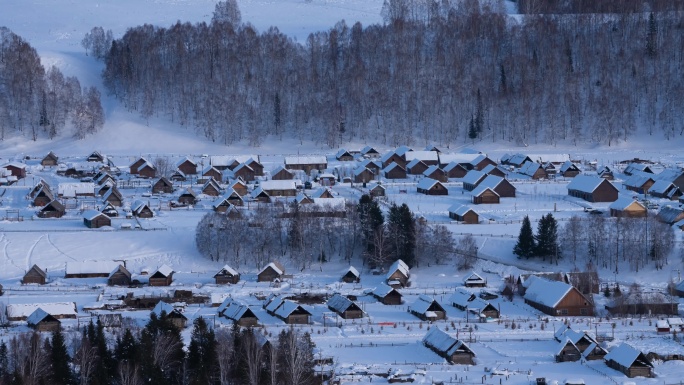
[50,327,73,385]
[187,317,218,385]
[387,203,416,267]
[535,213,561,262]
[513,215,535,259]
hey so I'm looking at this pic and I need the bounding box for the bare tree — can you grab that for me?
[118,361,142,385]
[153,157,171,177]
[215,329,234,385]
[73,335,98,385]
[241,330,264,385]
[10,332,50,385]
[455,233,478,270]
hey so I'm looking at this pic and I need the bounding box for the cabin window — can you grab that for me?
[560,309,569,315]
[580,308,588,315]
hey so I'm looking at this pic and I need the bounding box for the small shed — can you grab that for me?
[83,210,111,228]
[609,197,647,218]
[327,294,365,319]
[336,149,354,161]
[232,163,256,182]
[103,187,124,207]
[271,166,295,180]
[409,294,447,321]
[108,265,132,286]
[131,200,154,218]
[444,162,468,179]
[406,159,429,175]
[341,266,360,283]
[87,151,105,162]
[23,264,47,285]
[422,327,475,365]
[152,301,187,329]
[203,165,223,182]
[178,188,198,205]
[258,262,285,282]
[152,177,174,194]
[369,183,386,197]
[556,339,582,362]
[520,161,548,180]
[372,285,403,305]
[214,265,240,285]
[423,165,448,183]
[471,186,500,204]
[176,157,198,175]
[27,308,61,332]
[386,259,410,288]
[149,265,174,286]
[263,294,311,324]
[604,343,653,378]
[559,161,581,178]
[383,162,407,179]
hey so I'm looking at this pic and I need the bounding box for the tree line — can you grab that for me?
[517,0,684,14]
[195,196,475,271]
[0,312,317,385]
[0,28,105,141]
[102,0,684,148]
[514,213,676,272]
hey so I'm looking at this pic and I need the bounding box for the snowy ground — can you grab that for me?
[1,1,684,384]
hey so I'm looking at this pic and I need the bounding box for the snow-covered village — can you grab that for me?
[2,1,684,385]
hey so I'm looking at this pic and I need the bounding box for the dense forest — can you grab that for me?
[517,0,684,14]
[102,0,684,148]
[0,313,317,385]
[0,28,104,141]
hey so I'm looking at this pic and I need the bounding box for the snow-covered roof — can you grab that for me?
[416,177,441,190]
[470,185,499,198]
[131,200,151,214]
[523,278,573,308]
[422,326,474,357]
[656,320,669,329]
[623,173,655,188]
[58,182,95,197]
[448,204,476,216]
[344,266,360,278]
[566,175,613,193]
[394,145,412,156]
[657,205,684,224]
[463,272,486,285]
[554,325,587,344]
[215,265,239,277]
[519,161,542,176]
[336,148,352,158]
[260,262,284,276]
[264,295,308,318]
[260,180,297,191]
[656,168,684,182]
[387,259,409,280]
[284,155,327,165]
[66,261,119,275]
[360,145,379,155]
[624,163,653,174]
[327,294,362,314]
[382,162,404,173]
[559,160,579,173]
[405,150,438,162]
[406,159,426,170]
[82,209,107,221]
[505,153,531,165]
[218,298,254,321]
[604,343,651,368]
[153,264,173,277]
[176,156,197,167]
[7,302,76,319]
[462,170,487,185]
[449,288,476,308]
[444,161,467,172]
[648,180,678,195]
[233,163,254,174]
[667,317,684,326]
[608,196,645,211]
[372,284,400,298]
[438,153,480,165]
[423,165,442,176]
[27,308,54,325]
[359,159,381,169]
[410,294,441,314]
[478,175,507,190]
[353,166,373,176]
[251,186,268,199]
[152,301,185,319]
[528,154,570,164]
[556,338,580,356]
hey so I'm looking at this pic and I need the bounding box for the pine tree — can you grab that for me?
[646,13,657,58]
[358,194,384,258]
[0,341,8,382]
[513,215,535,259]
[535,213,561,262]
[50,328,73,385]
[114,328,138,361]
[468,115,477,141]
[387,203,416,267]
[187,317,218,385]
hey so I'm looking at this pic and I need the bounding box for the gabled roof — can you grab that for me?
[405,150,439,162]
[387,259,409,279]
[423,165,443,176]
[360,145,379,155]
[648,180,679,195]
[604,343,652,368]
[27,308,59,325]
[58,182,95,197]
[656,168,684,182]
[464,272,486,285]
[505,153,531,165]
[448,204,477,216]
[449,288,477,308]
[336,148,353,158]
[353,166,373,176]
[410,294,444,314]
[344,266,360,278]
[624,163,653,174]
[416,177,442,190]
[567,175,615,193]
[176,156,197,167]
[657,205,684,224]
[218,298,256,321]
[233,163,254,174]
[41,200,65,212]
[215,265,239,277]
[439,153,481,165]
[154,176,173,187]
[7,302,76,319]
[109,264,131,279]
[260,180,297,190]
[372,284,401,298]
[394,145,413,156]
[131,200,151,214]
[152,264,173,278]
[284,156,327,165]
[259,262,284,276]
[608,197,645,211]
[471,185,499,198]
[519,161,543,176]
[623,173,655,188]
[327,294,364,314]
[202,178,221,192]
[444,161,468,172]
[423,326,475,358]
[462,170,487,185]
[26,264,47,278]
[264,294,310,318]
[152,301,187,320]
[478,175,508,190]
[406,158,427,169]
[270,165,293,176]
[83,209,108,221]
[556,338,580,356]
[382,162,405,174]
[359,159,381,169]
[559,161,580,173]
[523,278,574,308]
[251,187,269,199]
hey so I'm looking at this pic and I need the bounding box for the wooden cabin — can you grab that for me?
[609,197,647,218]
[649,180,682,201]
[149,265,174,286]
[423,165,448,183]
[386,259,410,288]
[108,265,132,286]
[83,210,111,228]
[623,174,655,194]
[353,167,375,183]
[202,165,223,182]
[463,272,487,287]
[41,151,59,166]
[567,175,618,202]
[341,266,360,283]
[406,159,429,175]
[449,205,479,224]
[218,298,258,327]
[519,161,548,180]
[327,294,365,319]
[284,156,328,174]
[409,294,447,321]
[422,327,476,365]
[87,151,105,162]
[176,157,197,175]
[131,200,154,218]
[103,187,124,207]
[152,301,187,329]
[559,161,581,177]
[444,162,468,179]
[471,186,500,204]
[556,339,582,362]
[604,343,653,378]
[38,200,65,218]
[462,170,487,191]
[372,285,403,305]
[27,309,61,332]
[178,188,198,205]
[232,163,256,182]
[136,162,157,179]
[214,265,240,284]
[152,177,174,194]
[23,265,47,285]
[335,149,354,161]
[383,162,407,179]
[417,178,448,196]
[554,326,607,361]
[271,166,295,180]
[32,185,54,207]
[263,295,311,324]
[258,262,285,282]
[523,277,594,316]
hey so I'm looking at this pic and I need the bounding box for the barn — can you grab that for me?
[523,277,594,316]
[567,175,619,203]
[609,197,647,218]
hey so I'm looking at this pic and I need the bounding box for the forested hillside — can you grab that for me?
[102,0,684,148]
[0,28,104,141]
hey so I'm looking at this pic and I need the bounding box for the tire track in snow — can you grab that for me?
[26,234,46,270]
[1,233,23,272]
[46,233,77,261]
